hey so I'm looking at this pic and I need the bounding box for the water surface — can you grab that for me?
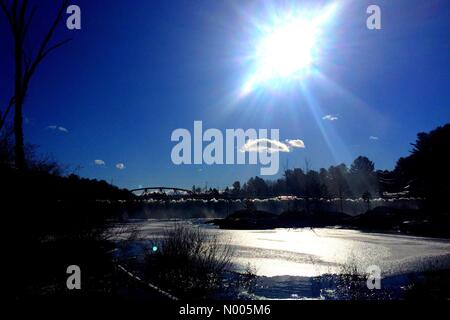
[130,219,450,278]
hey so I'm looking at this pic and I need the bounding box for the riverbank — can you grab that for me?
[210,206,450,239]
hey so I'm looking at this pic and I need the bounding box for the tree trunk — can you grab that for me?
[14,98,25,170]
[14,20,26,170]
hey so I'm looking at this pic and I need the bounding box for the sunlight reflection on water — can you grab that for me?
[127,219,450,277]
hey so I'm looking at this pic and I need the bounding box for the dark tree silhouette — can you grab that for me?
[362,191,372,210]
[328,164,351,211]
[350,156,379,197]
[350,156,375,174]
[232,181,241,195]
[394,124,450,211]
[244,176,269,197]
[231,156,379,204]
[284,168,306,196]
[0,0,70,169]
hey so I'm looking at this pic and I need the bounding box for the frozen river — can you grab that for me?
[127,219,450,278]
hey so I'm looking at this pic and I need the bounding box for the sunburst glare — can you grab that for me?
[241,3,338,96]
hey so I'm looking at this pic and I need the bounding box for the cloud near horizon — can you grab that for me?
[240,138,305,153]
[116,163,126,170]
[369,136,379,140]
[47,125,69,133]
[322,114,338,121]
[94,159,105,166]
[286,139,306,149]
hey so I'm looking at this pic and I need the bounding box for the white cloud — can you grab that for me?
[286,139,306,149]
[116,163,125,170]
[47,125,69,133]
[240,138,306,153]
[240,138,291,153]
[322,114,338,121]
[94,159,105,166]
[369,136,379,140]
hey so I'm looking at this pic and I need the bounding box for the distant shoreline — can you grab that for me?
[205,207,450,239]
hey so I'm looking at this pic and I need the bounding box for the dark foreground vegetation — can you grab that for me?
[0,138,138,299]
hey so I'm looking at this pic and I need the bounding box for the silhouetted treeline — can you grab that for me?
[393,124,450,211]
[1,128,133,201]
[0,165,133,201]
[226,156,379,200]
[225,124,450,213]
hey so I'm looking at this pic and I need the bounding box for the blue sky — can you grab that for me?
[1,0,449,189]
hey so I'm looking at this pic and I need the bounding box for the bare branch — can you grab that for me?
[0,0,14,30]
[24,0,70,86]
[0,97,16,131]
[1,0,21,43]
[23,49,31,70]
[34,0,68,57]
[11,0,18,30]
[41,38,72,58]
[25,38,72,85]
[19,0,28,30]
[11,0,18,13]
[22,4,37,41]
[0,0,71,131]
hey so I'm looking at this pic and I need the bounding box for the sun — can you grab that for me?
[241,3,338,95]
[256,19,316,79]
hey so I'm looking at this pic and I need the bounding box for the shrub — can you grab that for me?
[144,224,234,299]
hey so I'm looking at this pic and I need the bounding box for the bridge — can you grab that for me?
[130,187,194,199]
[129,186,242,200]
[130,186,193,196]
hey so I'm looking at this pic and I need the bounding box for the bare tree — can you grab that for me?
[0,0,70,169]
[0,97,15,132]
